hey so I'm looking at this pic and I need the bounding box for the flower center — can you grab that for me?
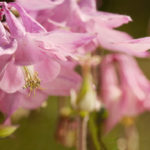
[22,66,41,95]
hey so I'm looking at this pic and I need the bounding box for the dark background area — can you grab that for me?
[0,0,150,150]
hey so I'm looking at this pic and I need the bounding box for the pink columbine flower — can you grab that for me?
[0,2,94,94]
[100,54,150,132]
[0,2,88,123]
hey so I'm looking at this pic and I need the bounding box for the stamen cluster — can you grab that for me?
[23,66,41,94]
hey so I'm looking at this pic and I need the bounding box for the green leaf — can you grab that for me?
[0,125,18,138]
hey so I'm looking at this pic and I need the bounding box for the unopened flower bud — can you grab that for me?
[71,55,101,112]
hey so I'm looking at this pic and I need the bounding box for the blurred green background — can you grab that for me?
[1,0,150,150]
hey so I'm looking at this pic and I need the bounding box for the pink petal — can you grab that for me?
[117,55,150,100]
[0,61,24,93]
[32,30,96,60]
[16,0,64,11]
[14,34,46,65]
[43,64,81,96]
[0,91,21,117]
[96,27,149,57]
[0,22,8,44]
[34,59,60,82]
[94,11,132,28]
[114,37,150,53]
[20,91,48,109]
[0,40,17,74]
[0,90,47,118]
[100,56,123,131]
[2,2,26,38]
[10,3,46,33]
[78,0,96,10]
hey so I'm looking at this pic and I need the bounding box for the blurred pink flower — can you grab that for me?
[100,54,150,132]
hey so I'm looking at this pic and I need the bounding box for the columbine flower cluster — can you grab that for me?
[0,1,94,125]
[0,0,150,145]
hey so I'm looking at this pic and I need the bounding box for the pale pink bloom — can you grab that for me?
[0,2,94,93]
[0,2,86,121]
[100,54,150,132]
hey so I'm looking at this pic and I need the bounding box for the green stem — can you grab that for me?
[89,113,108,150]
[89,115,101,150]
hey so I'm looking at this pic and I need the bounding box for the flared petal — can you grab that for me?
[113,37,150,53]
[89,11,132,28]
[31,30,96,60]
[96,27,149,57]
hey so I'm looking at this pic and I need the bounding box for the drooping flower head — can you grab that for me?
[100,54,150,132]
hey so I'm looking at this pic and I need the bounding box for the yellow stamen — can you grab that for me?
[22,66,41,95]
